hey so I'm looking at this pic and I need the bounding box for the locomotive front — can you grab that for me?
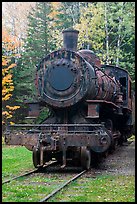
[5,29,126,170]
[36,29,120,109]
[36,29,97,108]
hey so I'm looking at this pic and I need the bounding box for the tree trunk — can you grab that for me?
[104,2,109,64]
[116,2,124,67]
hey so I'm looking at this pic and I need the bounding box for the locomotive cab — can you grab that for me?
[101,65,132,110]
[101,65,133,139]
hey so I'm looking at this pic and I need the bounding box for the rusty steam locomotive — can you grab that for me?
[5,29,134,169]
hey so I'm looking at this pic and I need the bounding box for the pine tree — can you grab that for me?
[12,2,59,122]
[56,2,88,30]
[13,2,55,103]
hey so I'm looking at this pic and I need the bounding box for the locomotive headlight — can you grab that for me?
[48,66,74,91]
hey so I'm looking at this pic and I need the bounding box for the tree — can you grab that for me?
[13,2,52,101]
[56,2,90,30]
[2,2,36,50]
[2,30,20,126]
[75,3,105,53]
[4,2,134,125]
[10,2,62,122]
[75,2,135,88]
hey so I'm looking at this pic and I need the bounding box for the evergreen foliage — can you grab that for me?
[3,2,135,122]
[13,2,53,102]
[75,2,135,88]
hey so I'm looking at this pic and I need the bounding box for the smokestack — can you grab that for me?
[62,28,79,51]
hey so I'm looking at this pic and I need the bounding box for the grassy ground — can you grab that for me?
[49,175,135,202]
[2,175,61,202]
[2,144,135,202]
[2,145,34,181]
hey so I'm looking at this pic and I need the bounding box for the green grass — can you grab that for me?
[2,177,59,202]
[2,146,72,202]
[2,145,34,181]
[128,135,135,141]
[49,175,135,202]
[2,145,135,202]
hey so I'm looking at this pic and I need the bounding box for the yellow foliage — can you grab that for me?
[49,2,61,20]
[2,87,14,97]
[49,10,59,19]
[6,105,20,110]
[2,111,9,116]
[2,29,20,125]
[2,74,13,86]
[75,3,105,52]
[2,59,8,66]
[8,63,17,69]
[2,28,20,51]
[2,110,12,119]
[51,2,61,9]
[7,115,13,119]
[10,121,15,125]
[2,94,12,101]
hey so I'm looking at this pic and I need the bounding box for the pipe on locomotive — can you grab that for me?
[36,28,120,108]
[62,28,79,51]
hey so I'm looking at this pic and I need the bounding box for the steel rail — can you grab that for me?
[2,169,38,185]
[39,170,87,202]
[7,123,104,127]
[2,161,57,185]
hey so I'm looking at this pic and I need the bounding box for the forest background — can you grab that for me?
[2,2,135,126]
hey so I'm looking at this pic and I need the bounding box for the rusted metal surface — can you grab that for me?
[95,67,120,102]
[81,147,91,170]
[59,132,111,153]
[78,49,101,68]
[35,29,132,114]
[5,131,38,147]
[36,49,96,108]
[62,28,79,51]
[6,29,133,170]
[101,64,132,111]
[86,99,120,109]
[127,75,132,110]
[87,103,99,118]
[36,54,122,110]
[86,99,123,118]
[36,49,122,109]
[5,123,111,154]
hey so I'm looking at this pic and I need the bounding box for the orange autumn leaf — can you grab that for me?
[2,29,20,124]
[6,105,20,110]
[8,63,17,69]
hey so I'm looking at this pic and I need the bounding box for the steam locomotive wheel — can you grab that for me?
[81,146,91,170]
[32,146,41,168]
[43,151,52,162]
[105,119,115,153]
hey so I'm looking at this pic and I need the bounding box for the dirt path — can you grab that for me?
[92,140,135,176]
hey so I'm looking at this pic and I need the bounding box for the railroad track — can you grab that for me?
[39,169,87,202]
[2,168,38,185]
[2,160,57,185]
[3,161,88,202]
